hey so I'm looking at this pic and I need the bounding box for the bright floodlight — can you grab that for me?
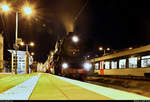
[23,6,32,15]
[1,4,10,12]
[62,63,68,69]
[30,42,34,46]
[83,62,92,71]
[72,36,79,43]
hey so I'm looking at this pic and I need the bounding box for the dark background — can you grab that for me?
[1,0,150,63]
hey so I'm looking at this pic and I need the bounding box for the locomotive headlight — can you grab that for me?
[62,63,68,69]
[83,62,92,71]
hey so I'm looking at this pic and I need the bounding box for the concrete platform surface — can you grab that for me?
[0,73,150,100]
[29,73,111,100]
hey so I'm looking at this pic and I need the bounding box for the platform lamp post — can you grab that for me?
[99,46,110,56]
[20,42,34,74]
[0,3,19,74]
[0,3,34,74]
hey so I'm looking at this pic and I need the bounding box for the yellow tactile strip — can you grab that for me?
[29,73,112,100]
[0,74,13,79]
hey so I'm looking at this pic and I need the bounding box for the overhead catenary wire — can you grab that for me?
[73,0,89,25]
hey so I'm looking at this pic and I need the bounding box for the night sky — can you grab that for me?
[1,0,150,63]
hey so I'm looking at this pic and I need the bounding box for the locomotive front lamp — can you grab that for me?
[83,62,92,71]
[62,63,68,69]
[72,35,79,43]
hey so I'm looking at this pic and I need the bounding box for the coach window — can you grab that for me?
[105,61,110,69]
[129,57,137,68]
[100,61,104,69]
[111,61,117,69]
[119,59,126,68]
[95,63,99,70]
[141,55,150,67]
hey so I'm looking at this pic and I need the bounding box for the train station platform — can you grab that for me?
[0,73,150,100]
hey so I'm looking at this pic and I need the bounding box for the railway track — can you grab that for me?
[85,76,150,98]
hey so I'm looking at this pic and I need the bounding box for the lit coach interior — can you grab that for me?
[89,44,150,79]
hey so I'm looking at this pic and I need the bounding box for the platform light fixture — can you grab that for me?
[129,47,133,50]
[99,47,103,51]
[20,42,25,46]
[31,52,35,56]
[1,4,10,12]
[106,48,110,51]
[23,6,32,15]
[30,42,34,46]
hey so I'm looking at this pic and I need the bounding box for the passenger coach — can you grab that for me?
[89,44,150,78]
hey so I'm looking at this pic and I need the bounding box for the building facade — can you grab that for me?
[0,34,3,72]
[37,62,44,72]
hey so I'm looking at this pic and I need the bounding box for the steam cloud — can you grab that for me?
[60,13,74,33]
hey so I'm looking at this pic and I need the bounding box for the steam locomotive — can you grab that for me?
[51,32,92,81]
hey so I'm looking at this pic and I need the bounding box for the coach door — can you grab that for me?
[100,61,104,75]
